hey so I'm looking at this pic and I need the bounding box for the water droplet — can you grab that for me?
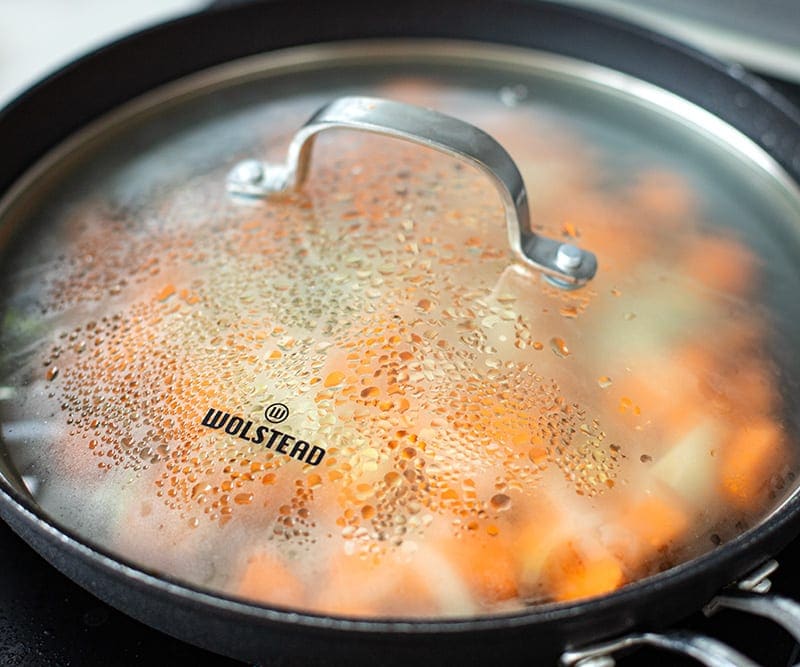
[490,493,511,511]
[324,371,346,388]
[46,367,59,381]
[528,446,547,464]
[416,298,434,313]
[384,471,402,488]
[560,305,578,319]
[550,337,570,358]
[597,376,613,389]
[156,284,176,301]
[561,222,580,238]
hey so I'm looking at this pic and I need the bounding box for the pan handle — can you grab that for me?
[703,559,800,644]
[707,591,800,644]
[226,96,597,288]
[559,630,760,667]
[562,560,800,667]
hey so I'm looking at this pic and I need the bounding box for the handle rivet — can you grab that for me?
[555,243,584,272]
[231,159,264,186]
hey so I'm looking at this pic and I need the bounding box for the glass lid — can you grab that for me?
[1,41,800,620]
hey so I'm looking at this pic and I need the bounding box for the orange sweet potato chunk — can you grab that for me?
[622,495,689,550]
[542,540,624,602]
[721,420,783,507]
[237,551,306,609]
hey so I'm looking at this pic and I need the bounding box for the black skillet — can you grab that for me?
[1,1,800,665]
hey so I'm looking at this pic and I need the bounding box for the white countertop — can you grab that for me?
[0,0,203,108]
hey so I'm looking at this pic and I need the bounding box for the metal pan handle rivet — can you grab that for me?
[227,96,598,288]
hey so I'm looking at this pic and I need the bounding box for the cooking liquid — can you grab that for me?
[0,60,799,618]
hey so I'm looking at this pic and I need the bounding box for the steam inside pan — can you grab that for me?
[1,45,799,619]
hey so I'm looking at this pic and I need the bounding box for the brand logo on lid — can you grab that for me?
[264,402,289,423]
[200,405,325,466]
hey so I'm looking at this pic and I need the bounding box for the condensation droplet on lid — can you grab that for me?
[550,337,570,358]
[416,298,434,313]
[528,446,547,464]
[490,493,511,511]
[597,376,613,389]
[402,447,417,460]
[46,367,59,381]
[560,305,578,319]
[234,492,254,505]
[561,222,580,238]
[324,371,346,388]
[155,284,176,301]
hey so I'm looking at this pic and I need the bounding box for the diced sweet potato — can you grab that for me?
[237,551,306,609]
[621,494,688,550]
[721,419,784,507]
[541,540,624,602]
[440,532,519,604]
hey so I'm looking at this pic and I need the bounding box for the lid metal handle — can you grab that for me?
[227,96,597,288]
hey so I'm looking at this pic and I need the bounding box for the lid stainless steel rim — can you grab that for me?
[1,34,800,665]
